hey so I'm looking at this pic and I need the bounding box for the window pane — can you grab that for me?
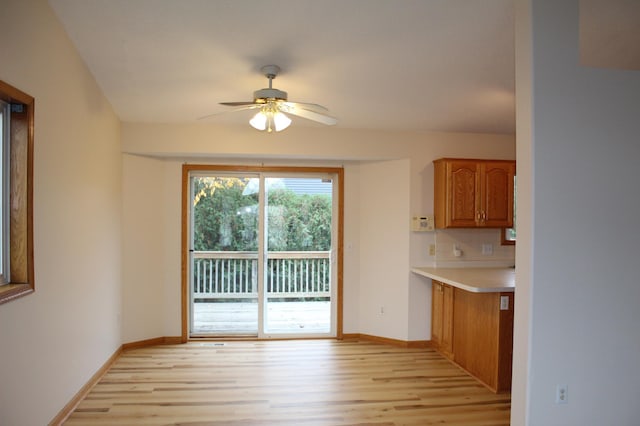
[0,100,6,284]
[0,79,35,304]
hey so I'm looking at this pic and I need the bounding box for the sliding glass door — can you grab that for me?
[190,174,260,336]
[188,170,338,338]
[264,177,333,335]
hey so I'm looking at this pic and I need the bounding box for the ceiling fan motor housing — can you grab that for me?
[253,88,288,102]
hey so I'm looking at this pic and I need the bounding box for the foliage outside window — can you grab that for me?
[502,226,516,245]
[0,80,35,305]
[192,177,332,252]
[191,176,334,304]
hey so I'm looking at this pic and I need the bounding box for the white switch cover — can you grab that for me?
[500,295,509,310]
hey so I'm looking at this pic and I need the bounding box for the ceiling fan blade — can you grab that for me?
[219,101,258,106]
[198,104,262,120]
[282,101,329,113]
[280,104,337,126]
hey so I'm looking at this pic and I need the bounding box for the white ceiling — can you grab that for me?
[49,0,516,133]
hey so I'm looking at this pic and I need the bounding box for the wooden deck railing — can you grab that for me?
[192,251,331,300]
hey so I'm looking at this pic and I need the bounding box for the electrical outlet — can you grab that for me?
[555,384,568,404]
[380,306,385,315]
[482,243,493,255]
[428,244,436,256]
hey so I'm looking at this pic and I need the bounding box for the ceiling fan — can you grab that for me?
[204,65,337,132]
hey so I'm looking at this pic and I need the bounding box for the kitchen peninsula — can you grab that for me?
[412,267,515,393]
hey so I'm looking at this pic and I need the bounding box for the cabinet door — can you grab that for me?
[431,281,444,347]
[434,159,479,228]
[434,158,515,228]
[481,162,515,227]
[449,161,480,226]
[441,284,454,359]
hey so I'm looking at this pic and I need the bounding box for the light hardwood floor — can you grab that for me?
[64,339,510,425]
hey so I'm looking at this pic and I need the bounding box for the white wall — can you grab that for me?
[161,162,184,336]
[342,165,361,334]
[121,155,182,341]
[0,1,122,424]
[513,1,640,424]
[358,159,411,340]
[121,123,515,343]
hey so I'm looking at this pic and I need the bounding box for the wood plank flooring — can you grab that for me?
[64,339,510,425]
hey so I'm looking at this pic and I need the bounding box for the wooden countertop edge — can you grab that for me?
[411,267,515,293]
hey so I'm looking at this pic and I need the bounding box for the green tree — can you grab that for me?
[267,188,331,251]
[193,178,331,251]
[192,177,258,251]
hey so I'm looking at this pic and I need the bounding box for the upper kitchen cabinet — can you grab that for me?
[434,158,515,228]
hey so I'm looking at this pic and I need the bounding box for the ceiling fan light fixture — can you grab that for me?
[273,111,291,131]
[249,111,267,131]
[249,108,291,133]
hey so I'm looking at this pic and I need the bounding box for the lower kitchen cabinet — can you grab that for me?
[431,280,454,359]
[431,280,514,393]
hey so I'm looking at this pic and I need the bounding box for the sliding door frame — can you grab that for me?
[181,164,344,341]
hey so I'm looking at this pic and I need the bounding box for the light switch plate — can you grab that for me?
[500,295,509,310]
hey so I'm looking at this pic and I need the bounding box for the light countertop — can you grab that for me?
[411,266,515,293]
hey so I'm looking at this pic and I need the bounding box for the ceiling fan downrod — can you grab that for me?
[254,65,287,102]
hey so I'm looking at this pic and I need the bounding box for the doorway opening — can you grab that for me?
[182,165,343,340]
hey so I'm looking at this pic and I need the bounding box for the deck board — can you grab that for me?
[193,301,331,335]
